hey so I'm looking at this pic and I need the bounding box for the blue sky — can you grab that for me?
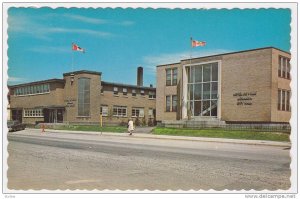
[7,8,291,86]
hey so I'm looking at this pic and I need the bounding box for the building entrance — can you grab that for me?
[43,108,64,123]
[186,62,219,117]
[11,109,23,122]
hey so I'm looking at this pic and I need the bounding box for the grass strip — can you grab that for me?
[54,125,127,133]
[152,127,290,142]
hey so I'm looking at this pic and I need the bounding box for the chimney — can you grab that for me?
[137,66,143,87]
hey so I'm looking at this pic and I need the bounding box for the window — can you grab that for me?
[14,84,50,96]
[140,90,145,96]
[172,95,177,112]
[24,108,43,117]
[166,68,178,86]
[277,89,281,110]
[166,96,171,112]
[286,91,290,111]
[278,89,291,112]
[149,91,156,99]
[78,78,90,116]
[132,107,144,117]
[166,69,172,86]
[123,88,127,96]
[113,106,127,117]
[172,68,178,85]
[278,56,291,79]
[113,87,118,95]
[100,105,108,116]
[148,108,154,118]
[132,89,136,97]
[187,62,219,117]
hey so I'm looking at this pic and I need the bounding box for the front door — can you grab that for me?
[11,109,23,122]
[43,109,64,123]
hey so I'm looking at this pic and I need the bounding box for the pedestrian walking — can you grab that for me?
[128,119,134,135]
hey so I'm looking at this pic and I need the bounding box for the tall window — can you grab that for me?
[172,95,177,112]
[166,95,177,112]
[166,68,178,86]
[278,89,291,112]
[78,78,90,116]
[278,56,291,79]
[166,69,172,86]
[172,68,178,85]
[166,96,171,112]
[187,62,218,117]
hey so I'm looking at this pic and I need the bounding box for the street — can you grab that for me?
[7,129,291,190]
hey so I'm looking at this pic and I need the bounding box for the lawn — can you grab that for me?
[152,127,290,142]
[53,125,127,133]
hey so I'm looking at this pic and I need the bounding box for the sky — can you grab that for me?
[7,8,291,87]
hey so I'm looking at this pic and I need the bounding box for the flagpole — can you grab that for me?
[188,37,193,120]
[71,43,74,72]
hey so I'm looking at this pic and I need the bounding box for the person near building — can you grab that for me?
[128,118,134,135]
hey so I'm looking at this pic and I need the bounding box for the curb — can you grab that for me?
[26,128,291,147]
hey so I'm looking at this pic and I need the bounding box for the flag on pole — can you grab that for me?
[191,39,206,47]
[72,43,85,53]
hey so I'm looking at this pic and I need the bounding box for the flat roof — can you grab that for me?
[8,78,65,88]
[63,70,102,76]
[157,46,290,67]
[102,81,156,90]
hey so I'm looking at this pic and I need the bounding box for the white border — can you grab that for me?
[2,2,298,197]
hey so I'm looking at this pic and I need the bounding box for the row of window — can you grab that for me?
[24,108,43,117]
[166,95,177,112]
[100,105,154,118]
[166,68,178,86]
[102,87,156,99]
[278,56,291,79]
[278,89,291,112]
[14,84,50,96]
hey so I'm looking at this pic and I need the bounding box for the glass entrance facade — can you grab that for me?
[186,62,219,117]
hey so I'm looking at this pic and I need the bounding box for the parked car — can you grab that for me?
[7,120,26,132]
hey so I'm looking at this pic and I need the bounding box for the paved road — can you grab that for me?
[7,130,291,190]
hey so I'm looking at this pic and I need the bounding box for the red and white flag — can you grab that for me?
[191,39,206,47]
[72,43,85,53]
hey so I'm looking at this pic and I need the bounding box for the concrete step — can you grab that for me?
[162,118,226,128]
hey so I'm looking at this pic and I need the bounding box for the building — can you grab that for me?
[8,69,156,126]
[156,47,291,125]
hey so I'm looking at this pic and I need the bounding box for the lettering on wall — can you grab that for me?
[64,98,76,107]
[233,92,257,106]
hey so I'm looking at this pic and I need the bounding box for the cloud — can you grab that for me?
[8,13,114,39]
[142,49,233,73]
[63,14,108,24]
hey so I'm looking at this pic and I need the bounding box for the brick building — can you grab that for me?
[8,69,156,126]
[156,47,291,125]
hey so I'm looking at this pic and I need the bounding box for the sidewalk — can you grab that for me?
[28,128,291,147]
